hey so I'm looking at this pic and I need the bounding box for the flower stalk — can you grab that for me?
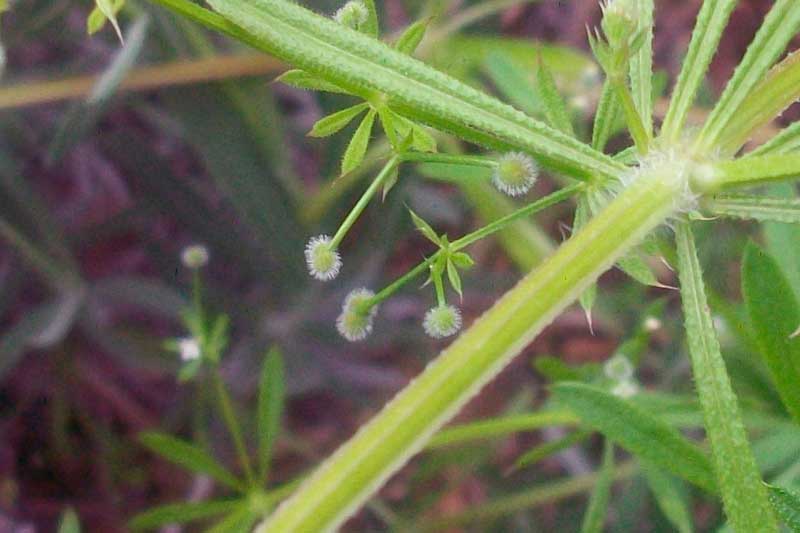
[258,167,684,532]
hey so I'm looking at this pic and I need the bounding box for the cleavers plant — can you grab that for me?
[109,0,800,529]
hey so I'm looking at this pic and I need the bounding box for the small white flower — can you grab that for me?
[603,353,634,382]
[423,304,462,339]
[178,337,201,361]
[492,152,539,197]
[305,235,342,281]
[612,379,639,399]
[334,0,368,29]
[336,288,378,341]
[181,244,209,269]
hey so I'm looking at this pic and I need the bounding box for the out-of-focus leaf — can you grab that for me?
[484,51,541,116]
[742,241,800,423]
[553,383,716,491]
[764,183,800,301]
[309,102,369,138]
[207,504,258,533]
[49,16,149,163]
[139,432,243,491]
[129,499,240,530]
[513,429,592,471]
[641,463,693,533]
[58,508,81,533]
[258,347,285,482]
[0,292,85,378]
[535,56,575,136]
[341,108,376,175]
[90,276,186,318]
[580,439,614,533]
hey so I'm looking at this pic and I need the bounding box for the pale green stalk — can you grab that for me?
[258,169,684,532]
[675,221,778,533]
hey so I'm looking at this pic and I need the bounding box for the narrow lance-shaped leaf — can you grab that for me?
[275,69,350,94]
[641,463,694,533]
[703,194,800,224]
[580,439,614,533]
[717,50,800,155]
[763,183,800,302]
[575,195,597,321]
[341,108,376,175]
[128,499,240,530]
[660,0,737,141]
[629,0,654,138]
[713,153,800,190]
[258,347,285,482]
[749,120,800,157]
[696,0,800,152]
[675,221,777,532]
[87,0,124,35]
[139,432,244,491]
[552,382,715,491]
[94,0,124,42]
[742,242,800,423]
[309,102,369,137]
[513,429,592,472]
[394,18,429,56]
[408,208,441,245]
[592,81,622,151]
[535,55,575,136]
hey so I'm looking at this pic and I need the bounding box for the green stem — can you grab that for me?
[330,157,399,249]
[400,151,495,168]
[433,271,446,306]
[212,368,256,487]
[367,253,439,308]
[257,167,683,532]
[451,184,583,250]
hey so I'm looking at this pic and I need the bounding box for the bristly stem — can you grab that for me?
[399,152,496,168]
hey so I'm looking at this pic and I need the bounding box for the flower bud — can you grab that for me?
[336,288,378,341]
[334,0,368,30]
[305,235,342,281]
[423,304,462,339]
[181,244,209,269]
[600,0,639,48]
[178,337,201,361]
[492,152,539,197]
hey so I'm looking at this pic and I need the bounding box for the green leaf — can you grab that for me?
[696,0,800,152]
[714,152,800,190]
[275,69,350,93]
[410,122,437,153]
[641,463,693,533]
[484,51,541,117]
[394,18,429,55]
[207,505,258,533]
[764,183,800,301]
[750,120,800,157]
[675,221,777,532]
[534,56,575,136]
[87,0,124,35]
[359,0,379,38]
[450,252,474,269]
[94,0,124,42]
[580,439,614,533]
[408,208,441,245]
[204,0,624,180]
[341,108,376,175]
[703,193,800,223]
[258,347,285,482]
[446,259,462,299]
[628,0,654,138]
[767,484,800,531]
[376,107,401,149]
[592,81,623,151]
[660,0,738,141]
[575,195,597,320]
[552,382,716,491]
[129,499,240,530]
[308,102,369,138]
[616,252,659,286]
[513,429,592,471]
[717,50,800,155]
[139,432,243,491]
[742,241,800,423]
[58,508,81,533]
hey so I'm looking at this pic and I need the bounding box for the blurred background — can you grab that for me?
[0,0,796,531]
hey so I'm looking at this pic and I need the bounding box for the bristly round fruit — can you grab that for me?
[336,288,378,341]
[305,235,342,281]
[423,304,462,338]
[492,152,539,197]
[603,353,634,381]
[334,0,368,30]
[181,244,209,269]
